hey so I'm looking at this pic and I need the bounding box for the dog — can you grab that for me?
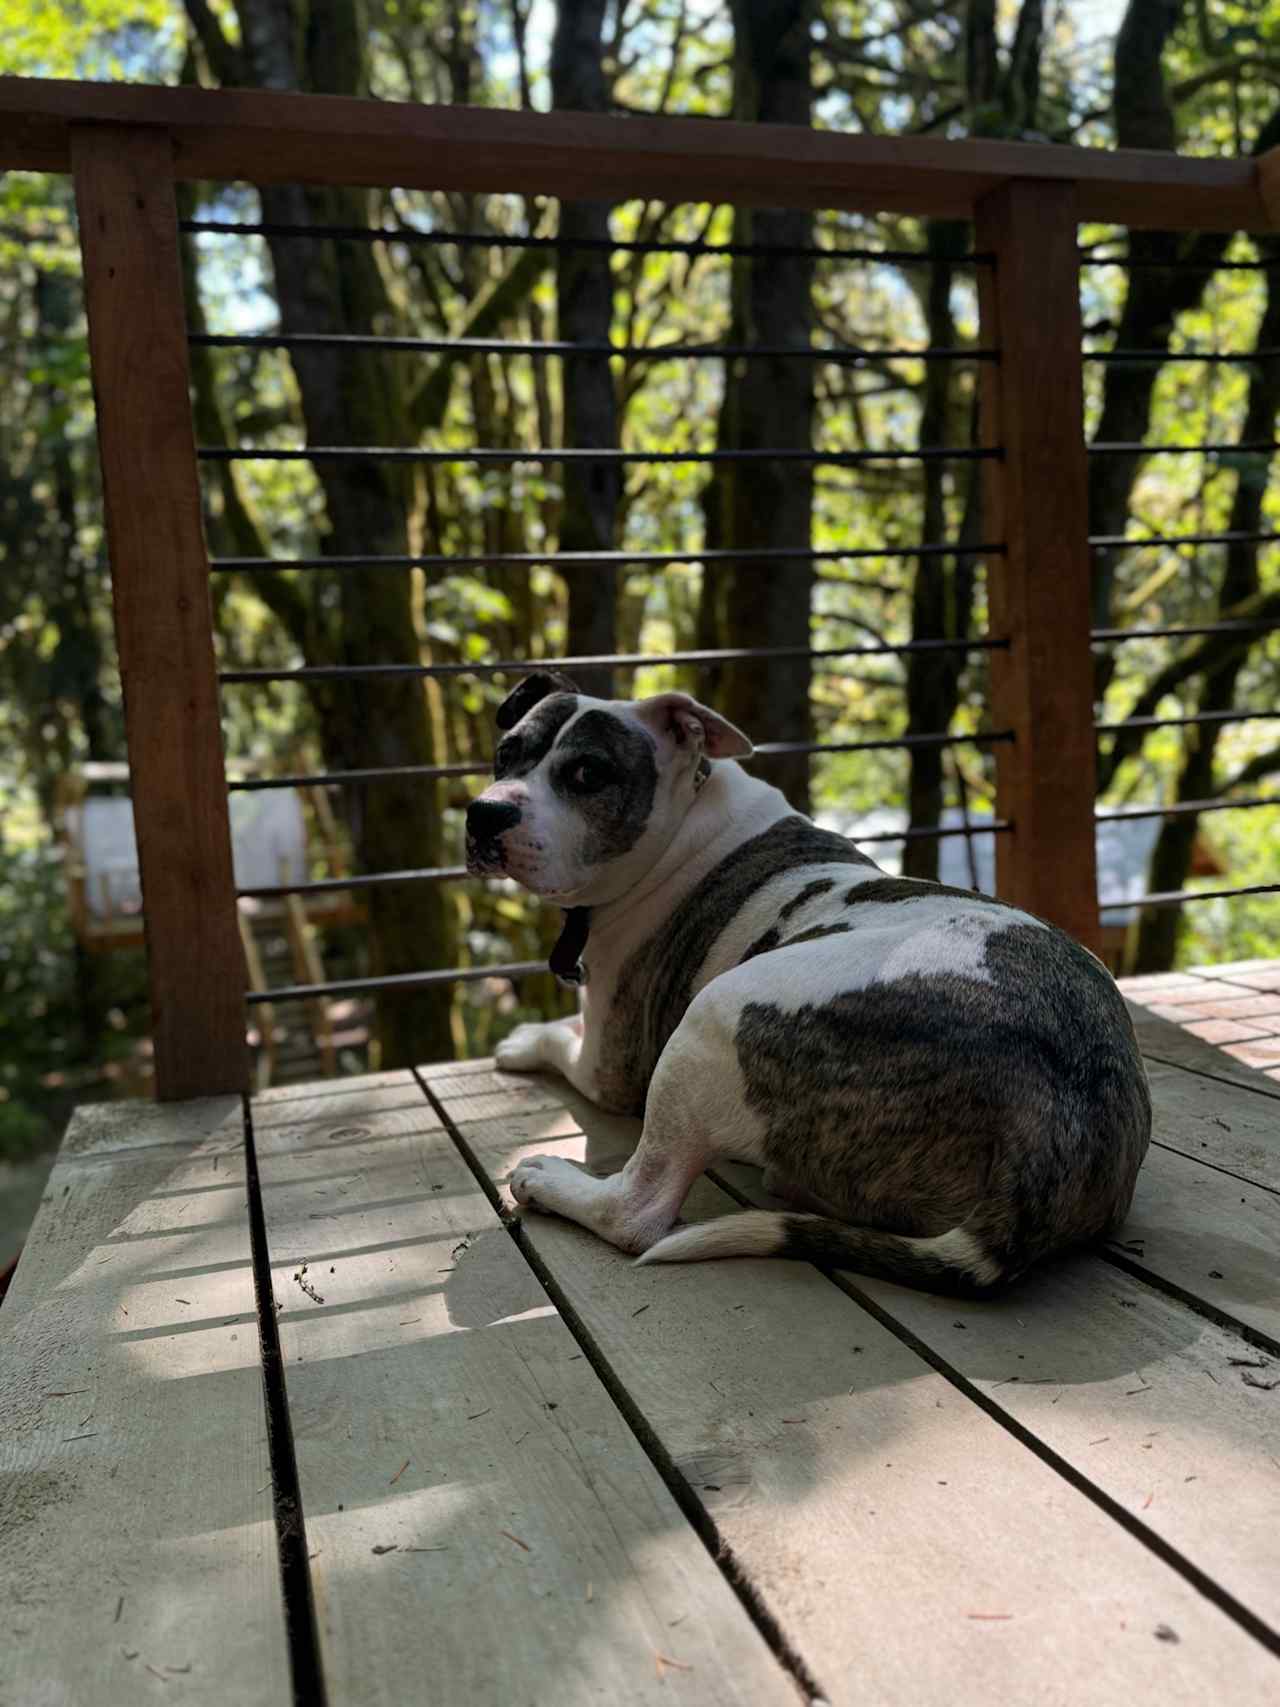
[464,672,1151,1295]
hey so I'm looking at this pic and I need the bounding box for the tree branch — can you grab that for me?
[182,0,246,85]
[409,243,548,435]
[1217,747,1280,795]
[1171,56,1280,103]
[1096,589,1280,792]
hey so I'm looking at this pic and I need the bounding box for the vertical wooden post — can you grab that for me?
[72,125,249,1098]
[976,180,1101,954]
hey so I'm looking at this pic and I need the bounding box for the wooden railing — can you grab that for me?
[2,77,1276,1099]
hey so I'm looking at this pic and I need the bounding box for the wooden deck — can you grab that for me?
[3,1004,1279,1703]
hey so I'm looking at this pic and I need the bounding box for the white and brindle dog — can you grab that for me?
[464,672,1151,1296]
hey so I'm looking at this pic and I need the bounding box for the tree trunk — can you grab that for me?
[713,0,815,812]
[227,0,458,1066]
[551,0,620,701]
[1090,0,1230,690]
[902,219,978,880]
[1131,239,1280,970]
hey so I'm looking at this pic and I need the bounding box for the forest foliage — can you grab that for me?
[2,0,1279,1150]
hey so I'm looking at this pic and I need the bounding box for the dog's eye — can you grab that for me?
[566,758,611,794]
[494,741,518,778]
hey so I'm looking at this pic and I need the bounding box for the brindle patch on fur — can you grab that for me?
[596,815,879,1112]
[775,1218,1000,1298]
[741,879,843,963]
[780,922,853,948]
[740,926,782,963]
[778,878,835,921]
[733,921,1150,1285]
[551,709,659,865]
[494,694,579,778]
[840,877,1008,907]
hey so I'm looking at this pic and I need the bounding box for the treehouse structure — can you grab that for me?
[56,761,366,1084]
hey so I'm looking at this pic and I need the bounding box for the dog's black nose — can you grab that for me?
[466,798,521,841]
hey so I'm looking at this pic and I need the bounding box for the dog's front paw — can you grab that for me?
[494,1023,547,1073]
[508,1156,546,1207]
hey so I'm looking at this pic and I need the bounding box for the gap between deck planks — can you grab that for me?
[249,1070,796,1707]
[423,1059,1280,1704]
[0,1097,290,1706]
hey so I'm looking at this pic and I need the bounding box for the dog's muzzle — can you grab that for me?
[465,797,521,873]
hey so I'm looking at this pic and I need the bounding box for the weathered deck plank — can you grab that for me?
[1146,1060,1280,1195]
[427,1067,1280,1705]
[1104,1144,1280,1349]
[0,1098,290,1705]
[250,1073,794,1707]
[709,1161,1280,1645]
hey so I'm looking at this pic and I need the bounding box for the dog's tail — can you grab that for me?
[634,1210,1008,1296]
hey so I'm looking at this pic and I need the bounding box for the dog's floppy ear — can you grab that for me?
[495,670,581,731]
[634,692,753,759]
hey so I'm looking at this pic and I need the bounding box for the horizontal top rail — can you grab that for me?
[0,77,1272,230]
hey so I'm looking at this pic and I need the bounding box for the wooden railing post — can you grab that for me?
[72,125,249,1098]
[976,180,1102,954]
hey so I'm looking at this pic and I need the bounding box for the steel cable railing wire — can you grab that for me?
[181,217,994,268]
[210,541,1004,573]
[217,634,1006,686]
[1080,257,1280,271]
[199,443,999,466]
[1095,794,1280,825]
[1100,883,1280,913]
[190,330,995,363]
[234,820,1015,901]
[224,729,1014,791]
[199,440,1280,465]
[214,233,1276,1013]
[1081,243,1280,922]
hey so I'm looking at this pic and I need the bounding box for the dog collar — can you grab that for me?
[550,906,591,987]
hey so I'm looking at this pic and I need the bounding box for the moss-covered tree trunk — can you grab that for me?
[709,0,815,811]
[1088,0,1230,689]
[901,220,979,880]
[1132,239,1280,971]
[221,0,458,1066]
[551,0,620,701]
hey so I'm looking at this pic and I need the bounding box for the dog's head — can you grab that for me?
[464,671,752,903]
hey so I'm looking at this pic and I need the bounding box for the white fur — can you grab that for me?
[920,1227,1003,1287]
[634,1212,786,1264]
[635,1215,1003,1285]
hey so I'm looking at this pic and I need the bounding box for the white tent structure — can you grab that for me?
[65,788,310,924]
[58,765,361,1087]
[818,805,1223,970]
